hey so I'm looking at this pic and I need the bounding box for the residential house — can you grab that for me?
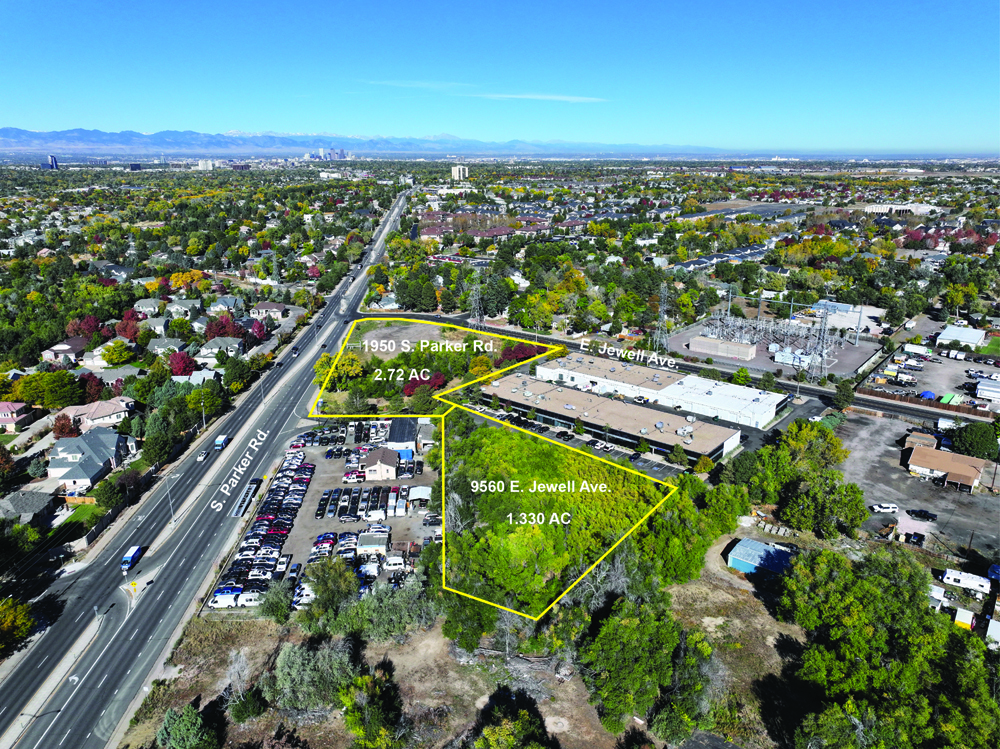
[171,370,222,387]
[209,296,244,316]
[41,336,89,364]
[250,302,287,321]
[58,396,135,431]
[0,490,56,525]
[141,317,169,337]
[166,299,203,320]
[146,338,186,356]
[191,316,210,334]
[47,427,137,492]
[196,337,244,367]
[0,401,38,433]
[133,298,162,317]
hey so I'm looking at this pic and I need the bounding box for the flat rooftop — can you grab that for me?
[538,355,685,391]
[659,375,786,419]
[490,373,739,456]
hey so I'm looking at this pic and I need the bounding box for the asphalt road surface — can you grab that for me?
[0,191,409,749]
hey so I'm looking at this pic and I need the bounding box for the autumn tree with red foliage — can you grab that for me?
[402,371,447,396]
[205,315,243,342]
[79,373,104,403]
[53,413,80,439]
[494,343,546,366]
[169,351,198,376]
[249,320,267,342]
[115,318,141,342]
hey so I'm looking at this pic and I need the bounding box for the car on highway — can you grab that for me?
[870,504,898,513]
[908,509,938,522]
[197,450,209,461]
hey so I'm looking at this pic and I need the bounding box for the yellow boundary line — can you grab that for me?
[308,317,560,419]
[304,317,676,620]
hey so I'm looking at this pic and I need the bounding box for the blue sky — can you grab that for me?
[1,0,997,153]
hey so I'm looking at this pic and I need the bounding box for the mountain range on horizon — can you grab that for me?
[0,127,987,159]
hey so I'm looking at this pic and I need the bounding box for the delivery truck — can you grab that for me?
[214,434,230,451]
[121,545,142,572]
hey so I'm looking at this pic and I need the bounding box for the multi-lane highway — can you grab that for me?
[0,190,410,749]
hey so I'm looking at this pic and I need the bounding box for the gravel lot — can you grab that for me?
[835,413,999,556]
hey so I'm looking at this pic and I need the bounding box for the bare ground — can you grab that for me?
[667,534,807,749]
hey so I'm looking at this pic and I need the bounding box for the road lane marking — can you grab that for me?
[97,674,107,688]
[128,628,139,641]
[58,729,69,745]
[37,655,49,669]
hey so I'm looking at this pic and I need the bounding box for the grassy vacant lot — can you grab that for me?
[979,336,1000,355]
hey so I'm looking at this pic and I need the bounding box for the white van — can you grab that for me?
[384,556,406,572]
[236,592,262,608]
[208,594,238,609]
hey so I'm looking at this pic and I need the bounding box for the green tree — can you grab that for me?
[312,352,335,387]
[833,380,855,410]
[759,370,777,391]
[156,704,218,749]
[439,288,457,314]
[186,389,223,423]
[780,421,850,470]
[260,641,357,709]
[720,450,758,486]
[952,421,999,460]
[27,457,46,479]
[101,339,135,366]
[143,431,173,465]
[345,385,374,415]
[339,668,406,749]
[295,557,358,632]
[692,455,715,473]
[260,579,293,624]
[669,443,689,466]
[92,478,123,509]
[581,599,680,733]
[223,358,251,393]
[409,384,436,414]
[700,367,723,381]
[730,367,752,386]
[573,418,585,435]
[0,598,34,655]
[637,437,650,453]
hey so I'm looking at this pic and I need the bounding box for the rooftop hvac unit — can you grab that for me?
[524,390,533,397]
[535,399,541,404]
[676,428,686,435]
[557,387,563,392]
[706,391,713,396]
[588,359,595,364]
[511,388,519,394]
[640,428,648,434]
[564,404,575,410]
[583,412,589,417]
[655,421,664,430]
[522,380,527,386]
[752,398,760,402]
[610,367,616,372]
[686,415,696,422]
[683,438,693,445]
[576,357,583,362]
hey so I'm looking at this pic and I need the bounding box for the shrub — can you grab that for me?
[229,686,267,724]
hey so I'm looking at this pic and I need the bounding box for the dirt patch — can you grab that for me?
[668,535,806,749]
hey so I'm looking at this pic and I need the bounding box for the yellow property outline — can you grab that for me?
[307,317,677,620]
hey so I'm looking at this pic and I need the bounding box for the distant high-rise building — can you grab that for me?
[48,155,58,170]
[451,165,469,180]
[231,164,251,171]
[197,160,214,171]
[129,163,142,171]
[318,148,325,159]
[338,149,346,160]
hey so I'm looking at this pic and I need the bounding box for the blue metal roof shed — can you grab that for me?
[726,538,792,575]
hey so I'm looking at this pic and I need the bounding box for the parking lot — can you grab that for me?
[835,413,1000,556]
[207,419,441,610]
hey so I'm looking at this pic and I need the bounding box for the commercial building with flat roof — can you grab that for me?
[937,325,986,348]
[486,373,741,461]
[536,356,786,429]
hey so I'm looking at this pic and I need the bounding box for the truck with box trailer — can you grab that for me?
[214,434,230,451]
[121,545,142,572]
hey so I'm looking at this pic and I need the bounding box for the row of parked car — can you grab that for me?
[208,451,312,609]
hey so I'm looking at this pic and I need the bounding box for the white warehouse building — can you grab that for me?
[937,325,986,348]
[535,357,787,429]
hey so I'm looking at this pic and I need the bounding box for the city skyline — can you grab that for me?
[1,0,997,153]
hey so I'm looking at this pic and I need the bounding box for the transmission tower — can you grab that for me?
[653,281,671,353]
[468,274,485,330]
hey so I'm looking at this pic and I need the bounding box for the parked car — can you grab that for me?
[908,509,938,522]
[870,504,898,513]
